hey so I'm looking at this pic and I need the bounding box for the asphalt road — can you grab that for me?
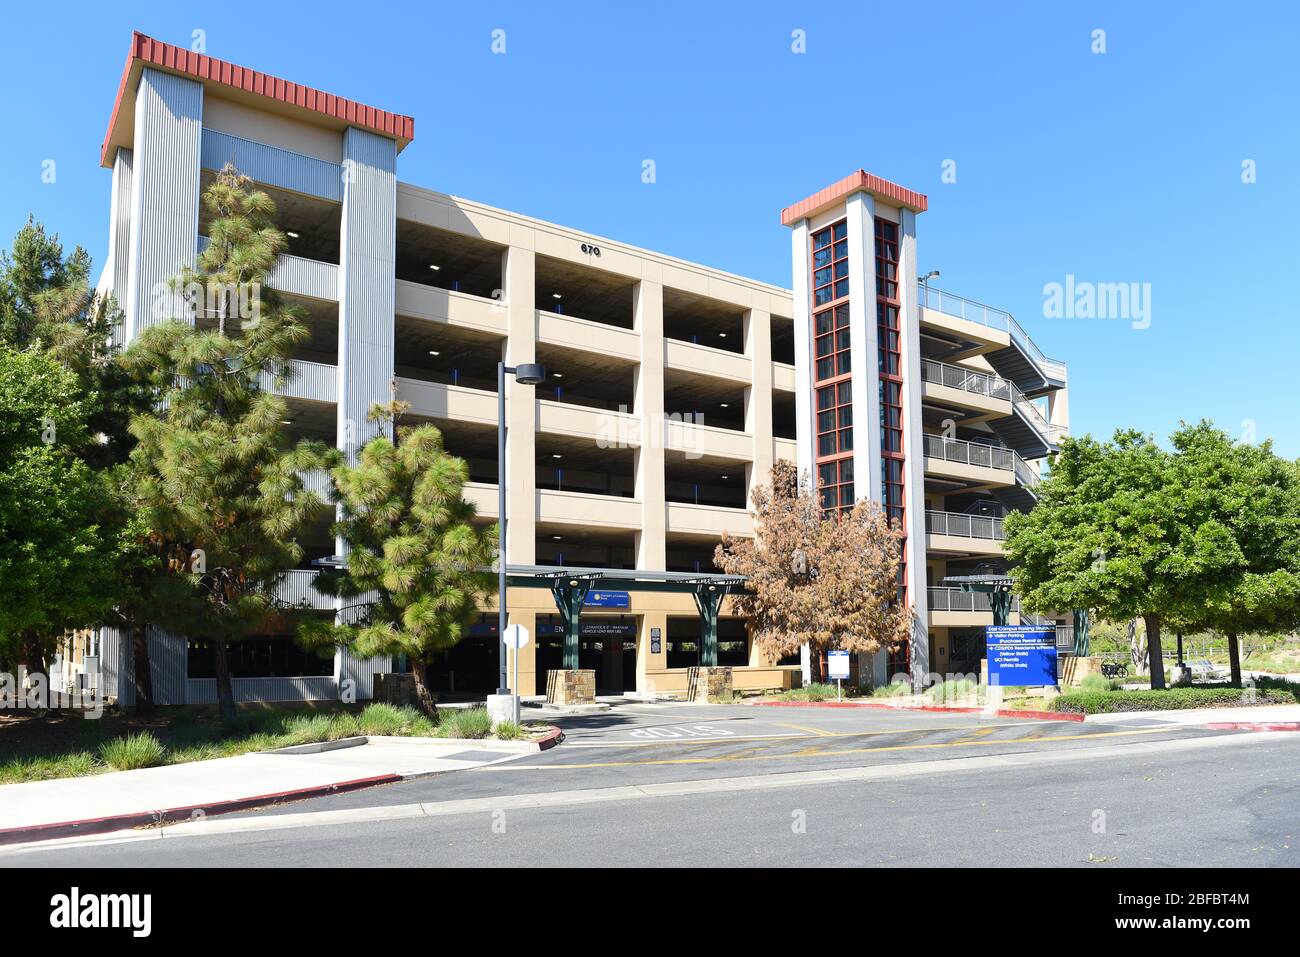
[4,703,1297,867]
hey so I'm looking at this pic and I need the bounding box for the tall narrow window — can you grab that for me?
[875,217,908,625]
[810,220,853,515]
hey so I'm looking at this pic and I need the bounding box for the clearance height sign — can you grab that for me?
[986,625,1058,687]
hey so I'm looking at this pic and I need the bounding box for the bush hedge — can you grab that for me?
[1052,683,1298,714]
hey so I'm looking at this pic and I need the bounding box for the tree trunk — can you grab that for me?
[18,631,45,676]
[410,658,437,717]
[211,637,237,725]
[130,623,154,715]
[1227,632,1242,686]
[808,647,824,684]
[1144,613,1166,690]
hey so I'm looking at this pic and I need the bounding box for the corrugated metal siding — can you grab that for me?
[187,676,338,704]
[147,628,188,705]
[108,150,134,348]
[196,238,337,302]
[336,128,397,462]
[277,570,335,610]
[124,68,203,343]
[267,253,339,301]
[201,128,343,202]
[338,648,390,702]
[99,626,130,705]
[331,128,399,701]
[259,358,338,403]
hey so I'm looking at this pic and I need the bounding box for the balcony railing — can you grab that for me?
[920,358,1012,401]
[275,569,334,610]
[923,434,1014,472]
[927,586,1021,614]
[925,509,1005,541]
[923,434,1041,492]
[919,284,1067,383]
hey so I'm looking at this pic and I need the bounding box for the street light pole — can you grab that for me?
[495,361,547,698]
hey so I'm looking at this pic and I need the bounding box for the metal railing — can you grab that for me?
[923,434,1042,493]
[920,358,1012,401]
[925,509,1005,541]
[927,586,1021,614]
[921,358,1065,449]
[919,284,1067,383]
[923,433,1014,472]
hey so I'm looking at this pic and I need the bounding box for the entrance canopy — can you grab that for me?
[503,565,748,669]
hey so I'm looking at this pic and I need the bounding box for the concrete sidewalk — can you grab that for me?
[0,733,557,845]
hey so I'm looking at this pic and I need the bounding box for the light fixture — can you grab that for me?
[513,363,547,384]
[428,264,441,271]
[552,372,563,379]
[720,402,729,408]
[552,292,563,299]
[286,231,300,239]
[922,269,941,282]
[281,419,293,425]
[721,474,729,479]
[428,350,440,356]
[552,535,563,541]
[552,453,563,459]
[718,332,727,338]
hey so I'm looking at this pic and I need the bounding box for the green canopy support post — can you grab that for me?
[692,584,725,667]
[989,588,1013,627]
[550,578,592,670]
[1072,608,1090,657]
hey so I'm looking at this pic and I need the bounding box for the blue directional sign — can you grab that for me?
[986,625,1057,687]
[584,590,630,609]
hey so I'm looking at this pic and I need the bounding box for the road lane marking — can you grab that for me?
[493,727,1178,770]
[558,720,1062,749]
[4,731,1286,856]
[773,722,838,737]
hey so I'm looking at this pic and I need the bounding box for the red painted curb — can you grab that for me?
[1206,722,1300,732]
[537,726,565,751]
[0,772,403,848]
[751,700,1085,722]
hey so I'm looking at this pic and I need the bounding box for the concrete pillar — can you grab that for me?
[334,126,398,698]
[504,608,538,698]
[744,307,773,498]
[123,68,203,343]
[845,193,883,503]
[789,221,815,479]
[503,245,538,565]
[898,208,930,683]
[634,278,666,570]
[637,611,669,692]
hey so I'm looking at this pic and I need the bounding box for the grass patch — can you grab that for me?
[1052,681,1300,715]
[871,679,912,698]
[434,707,493,739]
[493,720,523,741]
[774,682,854,702]
[925,678,979,704]
[99,732,168,771]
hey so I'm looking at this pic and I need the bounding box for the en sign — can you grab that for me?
[827,650,851,679]
[585,591,630,609]
[986,625,1057,687]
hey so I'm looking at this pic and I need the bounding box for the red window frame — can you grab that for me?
[810,220,854,516]
[875,217,908,603]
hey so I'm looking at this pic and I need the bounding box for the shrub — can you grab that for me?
[1052,685,1298,714]
[1078,673,1113,693]
[494,720,523,741]
[780,682,844,701]
[282,714,334,745]
[437,707,493,739]
[356,703,413,736]
[99,732,168,770]
[871,679,912,698]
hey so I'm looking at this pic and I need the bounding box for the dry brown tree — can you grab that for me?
[714,460,913,683]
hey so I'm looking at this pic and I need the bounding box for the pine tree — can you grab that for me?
[300,415,496,715]
[122,166,334,723]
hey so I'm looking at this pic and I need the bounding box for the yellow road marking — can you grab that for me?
[773,722,838,737]
[499,727,1169,770]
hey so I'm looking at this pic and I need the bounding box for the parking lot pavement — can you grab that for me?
[197,700,1233,820]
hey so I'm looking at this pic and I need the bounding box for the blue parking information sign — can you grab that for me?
[986,626,1057,687]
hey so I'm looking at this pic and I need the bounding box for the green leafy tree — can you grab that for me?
[1004,430,1189,689]
[0,345,120,667]
[1165,422,1300,684]
[0,217,91,349]
[122,166,334,723]
[300,417,496,715]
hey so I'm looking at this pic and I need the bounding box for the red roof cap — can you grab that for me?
[780,170,927,225]
[101,32,415,167]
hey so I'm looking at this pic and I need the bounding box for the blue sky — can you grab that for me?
[2,1,1297,456]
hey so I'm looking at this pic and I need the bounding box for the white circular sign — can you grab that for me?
[503,624,530,649]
